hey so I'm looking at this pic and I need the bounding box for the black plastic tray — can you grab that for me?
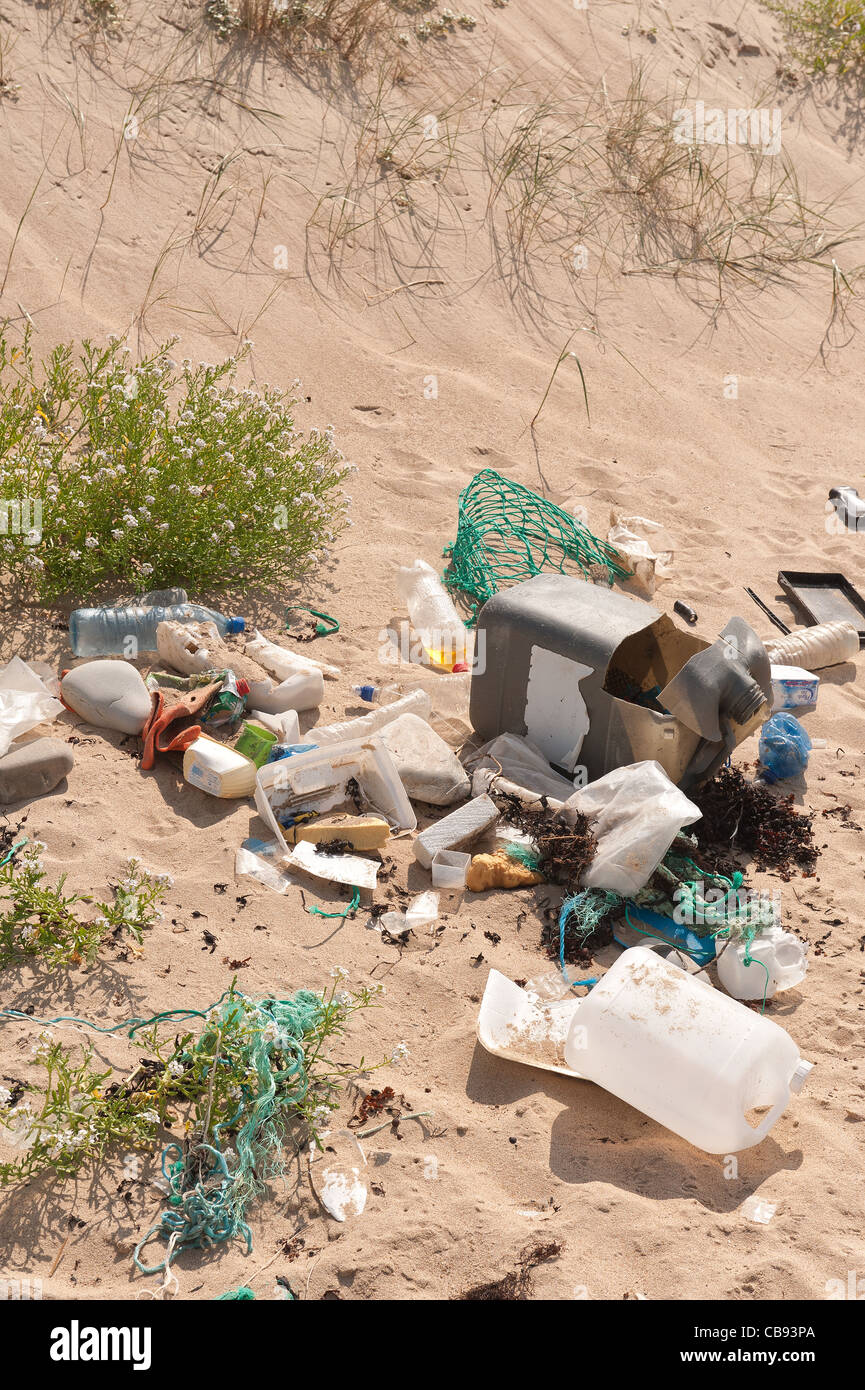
[777,570,865,644]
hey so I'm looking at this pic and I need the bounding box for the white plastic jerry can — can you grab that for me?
[564,947,812,1153]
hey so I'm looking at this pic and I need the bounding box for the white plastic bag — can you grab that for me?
[0,657,64,758]
[608,511,675,599]
[563,760,700,896]
[468,733,578,801]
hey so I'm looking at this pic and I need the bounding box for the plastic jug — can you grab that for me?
[396,559,470,671]
[563,947,812,1153]
[717,927,808,1001]
[183,734,257,798]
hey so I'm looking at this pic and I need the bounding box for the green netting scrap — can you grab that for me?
[442,469,631,618]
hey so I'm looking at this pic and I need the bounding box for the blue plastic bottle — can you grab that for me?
[69,601,245,657]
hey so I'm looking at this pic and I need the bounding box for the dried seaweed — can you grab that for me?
[690,765,818,877]
[493,792,597,893]
[458,1241,563,1301]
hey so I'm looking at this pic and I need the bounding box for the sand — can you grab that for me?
[0,0,864,1301]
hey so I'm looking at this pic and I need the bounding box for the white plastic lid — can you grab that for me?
[790,1059,814,1094]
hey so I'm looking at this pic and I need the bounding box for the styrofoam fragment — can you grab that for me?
[413,794,499,869]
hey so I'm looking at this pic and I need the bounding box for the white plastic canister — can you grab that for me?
[563,947,812,1153]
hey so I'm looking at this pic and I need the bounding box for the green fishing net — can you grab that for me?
[442,469,630,618]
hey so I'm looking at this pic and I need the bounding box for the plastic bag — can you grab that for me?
[758,712,811,783]
[563,759,701,896]
[607,511,675,599]
[468,733,578,801]
[0,657,64,759]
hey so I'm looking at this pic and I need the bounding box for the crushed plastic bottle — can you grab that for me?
[70,601,245,657]
[758,712,812,783]
[396,559,470,671]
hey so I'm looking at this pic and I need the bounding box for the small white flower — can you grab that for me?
[390,1042,409,1065]
[329,965,349,982]
[85,536,98,549]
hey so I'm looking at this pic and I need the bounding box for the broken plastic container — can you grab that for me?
[563,947,812,1153]
[255,735,415,855]
[470,575,771,789]
[717,927,808,1001]
[376,712,470,805]
[245,628,339,681]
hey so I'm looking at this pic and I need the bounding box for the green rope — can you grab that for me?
[442,469,630,619]
[0,838,27,870]
[133,988,328,1275]
[285,605,339,637]
[304,887,360,919]
[216,1286,256,1300]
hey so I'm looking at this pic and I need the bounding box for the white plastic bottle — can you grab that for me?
[765,620,859,671]
[396,560,470,671]
[563,947,812,1153]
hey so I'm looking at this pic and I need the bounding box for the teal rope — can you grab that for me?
[134,989,327,1275]
[0,837,27,870]
[0,992,237,1038]
[304,887,360,919]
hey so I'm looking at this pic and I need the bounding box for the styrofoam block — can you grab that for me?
[413,793,499,869]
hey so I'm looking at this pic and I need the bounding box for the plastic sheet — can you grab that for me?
[0,657,64,759]
[563,759,701,896]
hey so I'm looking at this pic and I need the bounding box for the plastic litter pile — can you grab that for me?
[0,476,852,1214]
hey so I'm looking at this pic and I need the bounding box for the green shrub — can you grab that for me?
[0,333,350,602]
[766,1,865,74]
[0,842,167,968]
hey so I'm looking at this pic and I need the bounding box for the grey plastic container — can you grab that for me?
[469,575,770,789]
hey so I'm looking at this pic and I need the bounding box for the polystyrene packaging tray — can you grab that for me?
[255,735,416,855]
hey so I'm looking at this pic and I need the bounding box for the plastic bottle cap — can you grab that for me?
[452,663,470,673]
[790,1059,814,1094]
[227,617,245,634]
[354,684,376,702]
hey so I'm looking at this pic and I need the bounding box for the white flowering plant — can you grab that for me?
[0,331,350,601]
[0,843,168,968]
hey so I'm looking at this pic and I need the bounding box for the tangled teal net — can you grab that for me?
[557,849,778,972]
[134,989,327,1275]
[442,469,630,618]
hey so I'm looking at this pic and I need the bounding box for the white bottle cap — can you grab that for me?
[790,1059,814,1094]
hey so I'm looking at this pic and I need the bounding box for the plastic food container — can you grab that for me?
[255,735,415,855]
[431,849,471,889]
[183,734,257,798]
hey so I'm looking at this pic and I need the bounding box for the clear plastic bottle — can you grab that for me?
[69,602,245,657]
[396,559,470,671]
[352,683,399,704]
